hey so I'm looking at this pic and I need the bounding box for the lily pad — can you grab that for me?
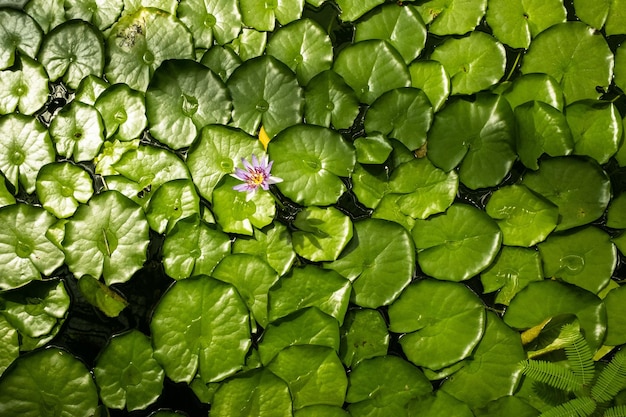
[151,276,251,383]
[538,226,617,294]
[74,74,109,105]
[520,22,614,104]
[603,285,626,346]
[226,27,267,61]
[616,43,626,93]
[95,83,147,141]
[200,45,242,82]
[177,0,242,48]
[94,330,164,411]
[0,347,98,417]
[473,396,540,417]
[161,214,230,280]
[23,0,64,33]
[485,184,558,246]
[104,7,194,91]
[354,133,393,164]
[292,206,353,262]
[574,0,626,35]
[355,4,427,64]
[49,101,105,162]
[146,59,231,149]
[0,204,65,291]
[266,18,332,85]
[0,315,18,376]
[64,0,124,30]
[426,93,516,189]
[36,162,93,219]
[326,218,414,308]
[339,308,389,368]
[407,390,474,417]
[364,88,433,151]
[303,70,360,130]
[77,274,128,318]
[521,156,611,231]
[0,9,42,69]
[412,204,502,282]
[607,193,626,229]
[0,174,14,207]
[408,60,449,112]
[0,56,48,115]
[497,73,565,111]
[351,163,389,209]
[335,0,384,22]
[333,39,410,105]
[38,20,104,89]
[239,0,304,31]
[269,124,355,206]
[295,406,350,417]
[145,179,200,234]
[123,0,178,14]
[233,223,296,276]
[416,0,487,35]
[227,55,303,138]
[63,190,150,285]
[389,279,486,370]
[430,31,506,95]
[0,114,55,193]
[480,246,543,306]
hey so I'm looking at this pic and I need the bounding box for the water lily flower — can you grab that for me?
[231,154,282,198]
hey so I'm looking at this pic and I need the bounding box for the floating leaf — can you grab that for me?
[574,0,626,35]
[0,56,48,115]
[292,206,353,262]
[520,22,614,104]
[354,133,392,165]
[239,0,304,31]
[177,0,242,48]
[64,0,123,30]
[538,226,617,294]
[77,274,128,318]
[74,74,109,105]
[0,114,55,193]
[416,0,487,35]
[0,348,98,417]
[23,0,64,33]
[228,55,303,137]
[38,20,104,89]
[408,60,449,112]
[200,45,242,82]
[95,83,147,141]
[326,218,414,308]
[303,70,360,130]
[94,330,164,411]
[146,59,231,149]
[36,162,93,219]
[427,94,516,189]
[335,0,384,22]
[295,406,350,417]
[412,204,502,282]
[607,193,626,229]
[407,390,474,417]
[49,101,105,162]
[145,179,200,234]
[0,315,18,376]
[604,285,626,346]
[0,204,65,291]
[473,396,540,417]
[485,184,558,246]
[521,156,611,231]
[123,0,178,14]
[233,223,296,276]
[269,124,355,206]
[616,43,626,93]
[226,27,266,61]
[63,190,150,285]
[339,308,389,368]
[0,9,42,69]
[151,276,251,383]
[0,175,14,207]
[333,39,410,105]
[389,279,485,370]
[497,73,565,112]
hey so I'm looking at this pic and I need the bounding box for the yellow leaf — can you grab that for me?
[259,125,271,150]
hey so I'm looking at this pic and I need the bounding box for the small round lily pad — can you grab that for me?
[292,206,353,262]
[36,162,94,218]
[0,8,42,69]
[49,101,105,162]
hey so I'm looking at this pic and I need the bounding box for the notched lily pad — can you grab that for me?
[416,0,487,35]
[95,83,147,141]
[0,8,42,69]
[0,55,48,115]
[292,206,353,262]
[64,0,124,30]
[303,70,360,130]
[233,222,296,276]
[36,162,94,219]
[239,0,304,31]
[49,101,105,162]
[409,60,449,112]
[177,0,242,48]
[145,179,200,234]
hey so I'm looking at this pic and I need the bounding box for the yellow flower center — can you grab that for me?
[250,172,265,185]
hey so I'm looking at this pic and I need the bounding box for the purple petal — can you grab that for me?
[233,183,255,192]
[267,175,283,184]
[242,157,253,171]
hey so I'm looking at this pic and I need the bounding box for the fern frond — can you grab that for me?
[532,381,571,406]
[604,405,626,417]
[520,359,584,392]
[539,397,596,417]
[561,323,595,385]
[592,349,626,403]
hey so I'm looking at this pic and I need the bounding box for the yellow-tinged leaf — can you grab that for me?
[521,317,552,345]
[259,125,271,150]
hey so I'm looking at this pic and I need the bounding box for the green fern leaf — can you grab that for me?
[592,349,626,403]
[561,323,595,385]
[539,397,596,417]
[532,381,571,406]
[520,359,584,392]
[604,405,626,417]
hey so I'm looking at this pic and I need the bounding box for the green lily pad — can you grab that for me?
[23,0,64,33]
[538,226,616,294]
[211,368,292,417]
[233,223,296,276]
[351,163,389,209]
[303,70,360,130]
[389,279,485,370]
[0,174,14,207]
[177,0,242,48]
[416,0,487,35]
[364,88,433,151]
[0,9,42,69]
[146,59,231,149]
[616,43,626,93]
[0,204,65,291]
[151,276,251,383]
[77,274,128,318]
[431,31,505,95]
[408,60,449,112]
[473,396,540,417]
[228,55,303,138]
[63,190,150,285]
[427,93,516,189]
[266,18,332,85]
[36,162,93,219]
[335,0,384,22]
[520,22,614,104]
[603,284,626,346]
[94,330,164,411]
[145,179,200,234]
[497,73,565,111]
[269,124,355,206]
[64,0,123,30]
[292,206,353,262]
[95,83,147,141]
[295,406,350,417]
[240,0,304,31]
[485,184,558,246]
[0,347,98,417]
[268,345,347,409]
[74,74,109,105]
[258,307,340,365]
[0,56,48,115]
[565,100,622,164]
[486,0,566,49]
[326,218,414,308]
[49,101,105,162]
[123,0,178,14]
[200,45,242,82]
[0,315,18,376]
[161,214,230,280]
[105,7,194,91]
[339,308,388,368]
[346,355,432,416]
[0,114,55,193]
[503,280,606,350]
[226,27,267,61]
[355,4,426,64]
[480,246,543,306]
[521,156,611,231]
[38,20,104,89]
[440,312,526,409]
[412,204,502,282]
[334,40,410,105]
[407,390,474,417]
[607,193,626,229]
[574,0,626,35]
[354,133,393,165]
[372,194,416,231]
